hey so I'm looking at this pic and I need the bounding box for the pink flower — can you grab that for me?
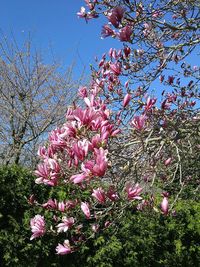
[118,25,132,42]
[72,139,90,161]
[56,240,72,255]
[123,93,132,107]
[83,148,108,177]
[30,215,46,240]
[28,194,36,205]
[107,6,125,28]
[35,158,60,186]
[56,217,75,233]
[93,148,108,176]
[70,173,87,184]
[145,97,156,111]
[101,24,116,38]
[78,86,88,98]
[65,200,77,210]
[126,183,143,200]
[161,197,169,215]
[164,158,172,166]
[84,0,95,10]
[130,115,146,131]
[77,6,87,18]
[161,99,171,110]
[42,199,57,210]
[110,62,122,76]
[34,163,49,184]
[58,201,65,212]
[91,134,107,149]
[104,221,111,228]
[77,7,98,21]
[92,188,106,203]
[37,146,46,158]
[81,202,90,219]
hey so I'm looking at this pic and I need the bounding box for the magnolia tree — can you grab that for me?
[30,0,200,255]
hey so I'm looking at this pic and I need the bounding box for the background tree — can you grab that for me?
[0,34,84,166]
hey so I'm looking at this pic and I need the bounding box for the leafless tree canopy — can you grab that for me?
[0,35,84,166]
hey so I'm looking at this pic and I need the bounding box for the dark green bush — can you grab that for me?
[0,165,199,267]
[82,201,200,267]
[0,165,64,267]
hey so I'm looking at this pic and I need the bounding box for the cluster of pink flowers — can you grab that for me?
[30,82,144,254]
[34,91,120,188]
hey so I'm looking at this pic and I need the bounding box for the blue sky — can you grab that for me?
[0,0,121,76]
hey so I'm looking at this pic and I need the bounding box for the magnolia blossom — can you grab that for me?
[78,86,88,98]
[92,148,108,176]
[107,6,125,28]
[118,25,132,42]
[164,158,172,166]
[101,24,116,38]
[77,6,87,18]
[161,197,169,215]
[104,221,111,228]
[83,148,108,177]
[123,93,132,107]
[72,139,90,161]
[81,202,91,218]
[145,97,156,111]
[70,173,87,184]
[42,199,57,210]
[130,115,146,131]
[168,75,175,85]
[126,183,143,200]
[30,215,46,240]
[56,217,75,233]
[110,62,122,76]
[92,188,106,203]
[56,240,72,255]
[77,6,98,21]
[58,201,65,212]
[35,158,60,186]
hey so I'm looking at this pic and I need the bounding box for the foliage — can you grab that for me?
[82,201,200,267]
[0,165,62,266]
[0,165,199,266]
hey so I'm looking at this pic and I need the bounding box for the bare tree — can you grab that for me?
[0,34,84,166]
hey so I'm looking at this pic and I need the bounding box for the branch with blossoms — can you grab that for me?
[78,0,200,89]
[29,70,199,254]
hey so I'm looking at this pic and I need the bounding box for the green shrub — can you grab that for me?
[82,201,200,267]
[0,165,199,267]
[0,165,63,267]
